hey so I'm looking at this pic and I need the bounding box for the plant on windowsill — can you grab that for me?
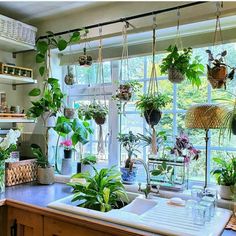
[60,139,74,159]
[80,154,97,173]
[31,143,54,185]
[206,50,235,89]
[160,45,204,87]
[135,93,170,127]
[211,154,236,200]
[68,166,129,212]
[117,131,140,184]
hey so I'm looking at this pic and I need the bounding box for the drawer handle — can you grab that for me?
[10,219,17,236]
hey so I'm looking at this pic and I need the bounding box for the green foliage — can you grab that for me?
[81,154,97,165]
[36,30,86,77]
[27,78,64,119]
[31,144,50,168]
[211,154,236,186]
[78,102,108,120]
[160,45,204,87]
[117,131,140,169]
[121,80,142,94]
[136,93,170,114]
[68,166,128,212]
[151,161,174,183]
[54,116,93,146]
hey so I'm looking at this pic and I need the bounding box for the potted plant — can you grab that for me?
[206,50,235,89]
[31,144,54,185]
[117,131,140,184]
[60,139,73,159]
[211,154,236,200]
[78,47,93,66]
[160,45,204,87]
[0,129,21,193]
[64,107,76,119]
[136,93,170,126]
[68,166,128,212]
[81,154,97,173]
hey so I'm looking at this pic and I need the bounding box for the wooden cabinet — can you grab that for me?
[44,217,114,236]
[0,205,7,236]
[7,206,43,236]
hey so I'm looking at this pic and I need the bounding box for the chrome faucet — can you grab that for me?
[133,158,159,198]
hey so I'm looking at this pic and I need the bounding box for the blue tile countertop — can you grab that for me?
[0,182,235,236]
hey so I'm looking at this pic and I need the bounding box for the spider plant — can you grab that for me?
[68,166,129,212]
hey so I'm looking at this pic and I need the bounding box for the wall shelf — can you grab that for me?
[0,74,36,88]
[0,117,35,123]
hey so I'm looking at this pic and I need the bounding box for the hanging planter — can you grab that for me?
[94,116,106,125]
[231,115,236,135]
[78,47,92,66]
[64,65,75,85]
[144,109,162,126]
[168,66,185,84]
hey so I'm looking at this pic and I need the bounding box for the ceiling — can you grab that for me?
[0,1,107,23]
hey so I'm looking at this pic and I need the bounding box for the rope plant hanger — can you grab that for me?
[168,8,185,84]
[206,2,235,89]
[94,27,108,160]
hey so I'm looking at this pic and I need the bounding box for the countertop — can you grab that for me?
[0,182,235,236]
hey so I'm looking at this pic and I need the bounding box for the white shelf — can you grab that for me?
[0,118,35,123]
[0,36,34,52]
[0,74,36,85]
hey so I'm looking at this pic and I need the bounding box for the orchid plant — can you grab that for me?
[60,139,73,150]
[171,132,200,164]
[0,129,21,161]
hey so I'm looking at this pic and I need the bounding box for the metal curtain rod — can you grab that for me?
[38,1,207,40]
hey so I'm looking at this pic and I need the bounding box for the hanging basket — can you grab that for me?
[79,48,92,66]
[116,84,132,101]
[95,116,106,125]
[207,65,227,89]
[231,116,236,135]
[144,109,162,126]
[168,67,185,84]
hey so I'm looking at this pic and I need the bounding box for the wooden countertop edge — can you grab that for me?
[4,199,156,236]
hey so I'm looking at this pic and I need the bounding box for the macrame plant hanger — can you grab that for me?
[175,8,183,51]
[119,22,130,114]
[96,27,106,160]
[148,16,159,156]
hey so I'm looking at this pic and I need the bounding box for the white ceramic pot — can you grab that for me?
[81,164,94,174]
[37,166,55,185]
[219,185,235,200]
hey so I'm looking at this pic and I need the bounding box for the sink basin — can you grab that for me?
[48,192,232,236]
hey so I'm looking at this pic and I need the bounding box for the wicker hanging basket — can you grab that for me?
[168,67,185,84]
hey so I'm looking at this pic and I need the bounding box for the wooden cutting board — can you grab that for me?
[0,113,25,117]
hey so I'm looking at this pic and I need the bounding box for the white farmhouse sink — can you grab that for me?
[48,192,232,236]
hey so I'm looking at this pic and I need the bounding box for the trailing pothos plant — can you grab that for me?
[160,45,204,87]
[68,166,129,212]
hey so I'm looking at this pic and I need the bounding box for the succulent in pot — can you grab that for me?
[31,144,54,185]
[211,154,236,200]
[160,45,204,87]
[206,50,235,89]
[136,93,170,127]
[117,131,140,184]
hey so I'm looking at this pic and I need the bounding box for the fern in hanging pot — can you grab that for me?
[136,93,170,126]
[160,45,204,87]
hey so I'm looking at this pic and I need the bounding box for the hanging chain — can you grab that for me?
[148,16,158,96]
[120,22,129,82]
[213,2,223,45]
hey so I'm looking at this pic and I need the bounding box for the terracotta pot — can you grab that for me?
[231,116,236,135]
[144,109,162,126]
[219,185,235,200]
[95,116,106,125]
[64,108,76,119]
[168,67,185,84]
[207,65,227,89]
[37,166,54,185]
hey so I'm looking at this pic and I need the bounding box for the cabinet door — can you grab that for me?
[44,217,115,236]
[0,206,7,236]
[7,207,43,236]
